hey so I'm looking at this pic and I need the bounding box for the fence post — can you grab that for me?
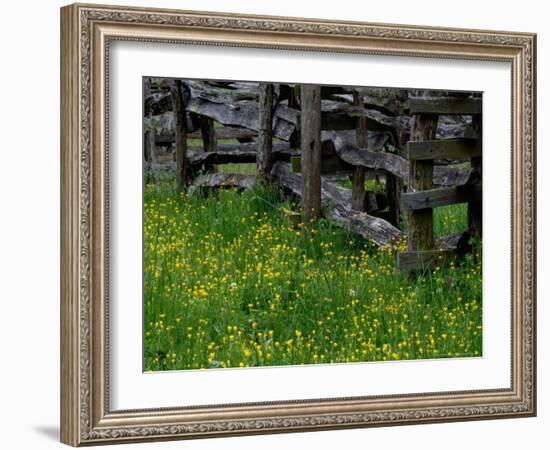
[144,129,157,164]
[351,89,367,211]
[407,114,438,251]
[300,84,322,224]
[468,114,482,238]
[257,83,274,183]
[169,80,190,191]
[386,128,406,228]
[144,128,157,183]
[199,116,217,153]
[143,77,151,98]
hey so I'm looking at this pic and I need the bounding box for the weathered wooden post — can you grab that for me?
[385,127,406,228]
[144,128,157,183]
[199,116,217,153]
[168,79,190,191]
[143,77,155,183]
[468,114,482,238]
[407,114,438,251]
[300,84,322,224]
[351,89,367,211]
[144,128,157,164]
[256,83,274,183]
[290,85,301,150]
[143,77,152,98]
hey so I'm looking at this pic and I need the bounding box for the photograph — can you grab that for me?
[142,78,483,372]
[57,2,536,446]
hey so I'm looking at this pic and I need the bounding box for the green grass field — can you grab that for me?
[144,179,482,371]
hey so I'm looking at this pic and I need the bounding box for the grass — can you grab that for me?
[336,177,385,193]
[218,163,256,175]
[433,203,468,236]
[143,179,482,371]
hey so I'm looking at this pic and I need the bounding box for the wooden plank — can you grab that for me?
[256,83,274,183]
[290,155,351,174]
[407,114,438,251]
[201,127,257,140]
[351,89,367,211]
[144,128,157,183]
[168,80,190,191]
[155,131,175,146]
[321,100,408,129]
[320,129,393,150]
[187,80,258,104]
[187,143,294,167]
[402,184,482,210]
[385,171,402,227]
[186,97,297,141]
[191,173,256,191]
[144,81,259,115]
[321,112,402,132]
[300,85,323,224]
[433,166,475,187]
[397,249,454,273]
[143,77,152,99]
[408,97,482,115]
[407,138,481,161]
[271,162,402,246]
[199,116,217,153]
[323,134,409,180]
[144,92,172,115]
[144,129,157,164]
[436,231,472,256]
[158,127,257,143]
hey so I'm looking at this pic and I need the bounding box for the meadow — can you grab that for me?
[143,176,482,371]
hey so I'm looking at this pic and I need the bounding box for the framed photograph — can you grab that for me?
[60,3,536,446]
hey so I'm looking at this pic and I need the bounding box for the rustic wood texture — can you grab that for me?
[187,79,259,103]
[408,97,482,115]
[144,128,157,183]
[324,134,409,179]
[397,249,454,273]
[385,166,403,227]
[321,129,393,150]
[300,85,323,223]
[407,114,438,251]
[187,143,294,168]
[433,166,475,187]
[143,77,152,99]
[351,90,367,211]
[186,97,296,141]
[407,138,481,160]
[256,83,274,183]
[191,173,256,191]
[402,184,482,210]
[144,128,157,164]
[321,99,409,131]
[193,126,256,140]
[271,162,402,246]
[436,231,472,255]
[198,115,217,153]
[144,91,173,115]
[168,80,190,190]
[385,129,404,228]
[159,127,257,144]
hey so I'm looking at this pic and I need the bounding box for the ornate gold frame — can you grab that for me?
[60,3,536,446]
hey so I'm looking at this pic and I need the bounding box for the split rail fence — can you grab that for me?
[144,78,482,273]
